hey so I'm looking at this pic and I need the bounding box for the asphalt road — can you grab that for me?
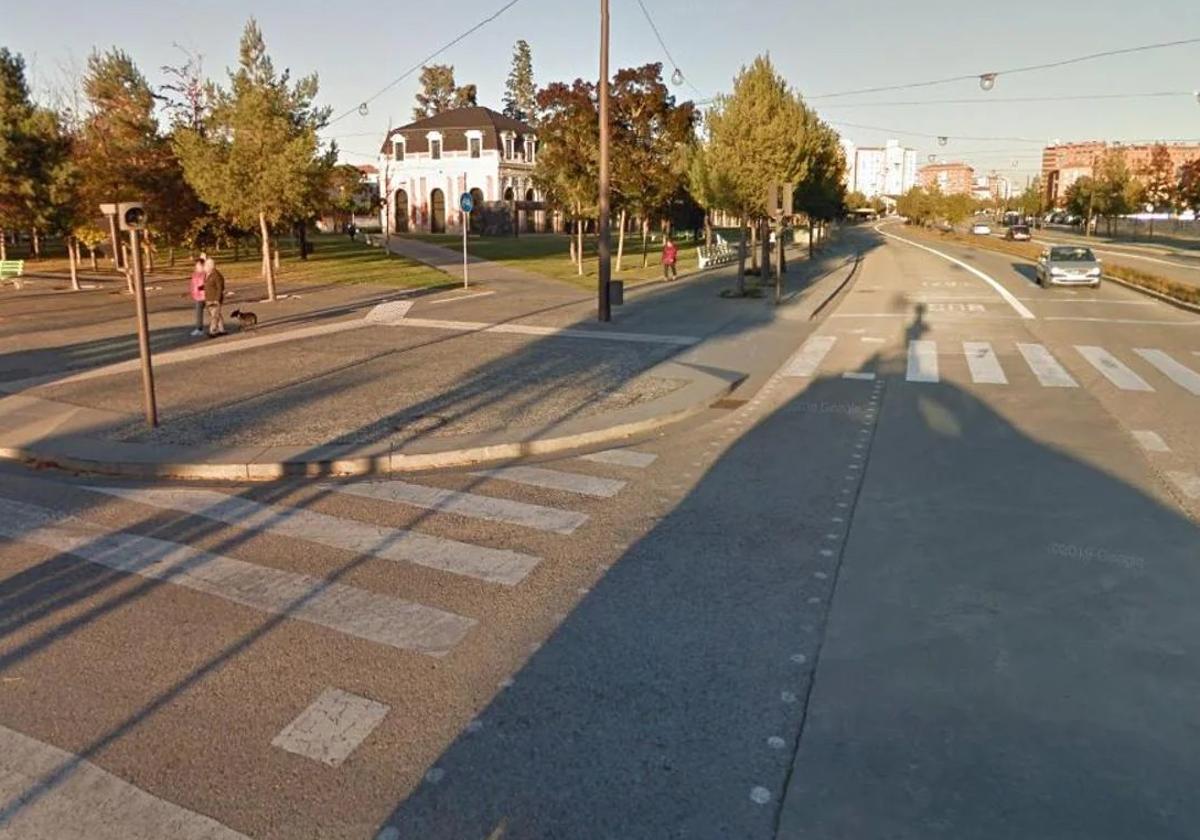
[1,225,1198,838]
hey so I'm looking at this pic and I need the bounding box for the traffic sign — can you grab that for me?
[460,192,474,213]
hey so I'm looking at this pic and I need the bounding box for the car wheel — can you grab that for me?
[1091,280,1101,289]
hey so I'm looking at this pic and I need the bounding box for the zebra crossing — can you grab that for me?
[0,445,659,660]
[784,335,1200,395]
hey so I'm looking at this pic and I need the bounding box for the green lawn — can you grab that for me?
[8,232,445,290]
[407,232,702,288]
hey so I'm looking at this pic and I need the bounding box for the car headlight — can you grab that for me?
[1050,267,1066,275]
[1087,267,1101,276]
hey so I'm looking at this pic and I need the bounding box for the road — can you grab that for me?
[1,225,1198,838]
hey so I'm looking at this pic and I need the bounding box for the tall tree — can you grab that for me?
[1177,158,1200,217]
[175,18,330,300]
[793,114,847,253]
[705,55,810,293]
[412,65,477,120]
[532,78,599,273]
[452,83,478,109]
[160,46,208,132]
[1140,143,1176,240]
[503,40,536,123]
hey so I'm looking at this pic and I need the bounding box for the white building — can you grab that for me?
[378,106,545,235]
[850,139,918,198]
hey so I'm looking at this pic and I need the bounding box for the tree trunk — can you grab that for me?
[809,221,814,258]
[68,236,80,291]
[704,211,713,248]
[615,208,626,272]
[298,221,309,261]
[234,237,240,262]
[122,244,133,292]
[640,217,650,268]
[736,217,747,295]
[273,237,281,272]
[31,228,41,259]
[88,245,97,271]
[145,233,155,273]
[576,214,584,277]
[749,222,759,274]
[0,230,6,261]
[760,219,770,280]
[260,211,277,301]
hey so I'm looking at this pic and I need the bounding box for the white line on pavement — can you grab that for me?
[86,485,539,585]
[1166,472,1200,500]
[783,336,837,377]
[963,341,1007,384]
[0,723,250,839]
[579,448,658,468]
[842,372,876,381]
[1131,430,1170,453]
[0,497,475,656]
[327,479,587,535]
[395,317,699,346]
[1133,349,1200,396]
[470,465,627,498]
[1016,343,1078,388]
[906,340,939,383]
[271,688,390,767]
[424,290,496,305]
[1045,317,1200,326]
[875,225,1036,319]
[1075,346,1154,392]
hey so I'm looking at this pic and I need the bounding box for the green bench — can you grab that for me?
[0,259,25,288]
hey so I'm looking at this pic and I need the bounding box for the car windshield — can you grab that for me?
[1050,246,1095,262]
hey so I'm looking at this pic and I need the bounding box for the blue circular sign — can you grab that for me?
[460,192,474,213]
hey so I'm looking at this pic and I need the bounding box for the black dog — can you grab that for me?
[229,309,258,330]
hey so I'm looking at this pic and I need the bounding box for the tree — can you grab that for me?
[793,115,847,254]
[453,83,478,109]
[412,65,477,120]
[160,46,208,133]
[1177,158,1200,217]
[896,185,940,226]
[1093,150,1140,234]
[1014,179,1044,219]
[705,55,811,293]
[175,18,330,300]
[532,78,598,274]
[1064,176,1099,231]
[1140,144,1176,240]
[503,40,536,123]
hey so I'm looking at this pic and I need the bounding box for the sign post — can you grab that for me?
[459,192,474,288]
[107,201,156,427]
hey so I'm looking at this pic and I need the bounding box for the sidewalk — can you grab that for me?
[0,234,865,479]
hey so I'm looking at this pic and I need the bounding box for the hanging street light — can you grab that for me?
[358,102,369,117]
[928,154,936,162]
[937,136,948,146]
[670,67,684,87]
[979,73,997,92]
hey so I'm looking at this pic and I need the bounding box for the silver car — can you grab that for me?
[1035,245,1102,288]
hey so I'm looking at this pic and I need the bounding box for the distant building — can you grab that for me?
[377,106,545,235]
[987,172,1013,202]
[1041,140,1200,207]
[844,138,917,198]
[919,162,974,196]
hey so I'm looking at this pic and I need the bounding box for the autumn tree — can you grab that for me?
[503,40,536,123]
[175,18,330,300]
[412,65,477,120]
[532,78,598,274]
[1140,144,1176,239]
[1177,158,1200,217]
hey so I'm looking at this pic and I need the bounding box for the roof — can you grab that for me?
[380,106,536,155]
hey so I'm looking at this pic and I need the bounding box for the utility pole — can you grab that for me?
[597,0,612,322]
[127,223,157,427]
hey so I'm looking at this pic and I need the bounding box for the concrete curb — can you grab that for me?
[1102,274,1200,315]
[0,367,743,482]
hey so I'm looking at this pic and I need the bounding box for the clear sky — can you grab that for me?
[6,0,1199,183]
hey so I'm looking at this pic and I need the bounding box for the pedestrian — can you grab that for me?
[203,257,227,337]
[661,236,679,281]
[188,257,206,337]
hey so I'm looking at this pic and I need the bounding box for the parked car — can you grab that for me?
[1006,224,1031,241]
[1035,246,1102,288]
[970,222,992,235]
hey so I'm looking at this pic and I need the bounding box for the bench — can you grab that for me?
[0,260,25,289]
[697,243,738,270]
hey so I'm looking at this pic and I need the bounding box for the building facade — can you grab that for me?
[845,139,917,198]
[919,162,975,196]
[377,106,545,235]
[1041,140,1200,207]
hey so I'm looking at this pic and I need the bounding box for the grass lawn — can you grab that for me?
[5,232,446,291]
[407,232,702,288]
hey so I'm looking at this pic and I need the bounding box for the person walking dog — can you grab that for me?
[203,257,227,337]
[661,237,679,281]
[188,258,206,336]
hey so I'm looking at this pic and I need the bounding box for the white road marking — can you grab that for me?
[394,317,699,346]
[0,498,474,656]
[424,290,495,305]
[906,340,939,383]
[1045,317,1199,326]
[1075,346,1154,392]
[875,225,1036,319]
[962,341,1007,384]
[326,479,587,535]
[1016,343,1078,388]
[0,723,250,838]
[579,448,658,468]
[87,486,539,584]
[860,336,886,343]
[1166,472,1200,500]
[842,371,876,380]
[783,335,837,377]
[750,787,773,804]
[1133,349,1200,396]
[469,465,626,498]
[767,736,787,749]
[1131,430,1170,453]
[272,688,389,767]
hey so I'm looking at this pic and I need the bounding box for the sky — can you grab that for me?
[6,0,1200,184]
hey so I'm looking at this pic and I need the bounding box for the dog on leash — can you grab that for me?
[229,309,258,330]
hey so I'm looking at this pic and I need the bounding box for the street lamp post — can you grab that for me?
[597,0,612,322]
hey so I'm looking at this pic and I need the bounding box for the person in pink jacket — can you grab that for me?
[188,257,206,336]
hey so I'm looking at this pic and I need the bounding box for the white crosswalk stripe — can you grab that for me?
[1167,472,1200,500]
[0,497,475,656]
[906,340,939,383]
[325,479,587,535]
[85,486,539,585]
[1016,343,1078,388]
[1134,349,1200,396]
[469,466,626,498]
[962,341,1007,384]
[1075,346,1154,392]
[579,448,658,468]
[783,335,837,377]
[1131,430,1170,453]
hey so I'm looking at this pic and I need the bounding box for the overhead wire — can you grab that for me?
[631,0,709,101]
[817,91,1196,108]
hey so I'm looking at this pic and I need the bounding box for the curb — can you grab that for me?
[0,373,742,482]
[1102,274,1200,315]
